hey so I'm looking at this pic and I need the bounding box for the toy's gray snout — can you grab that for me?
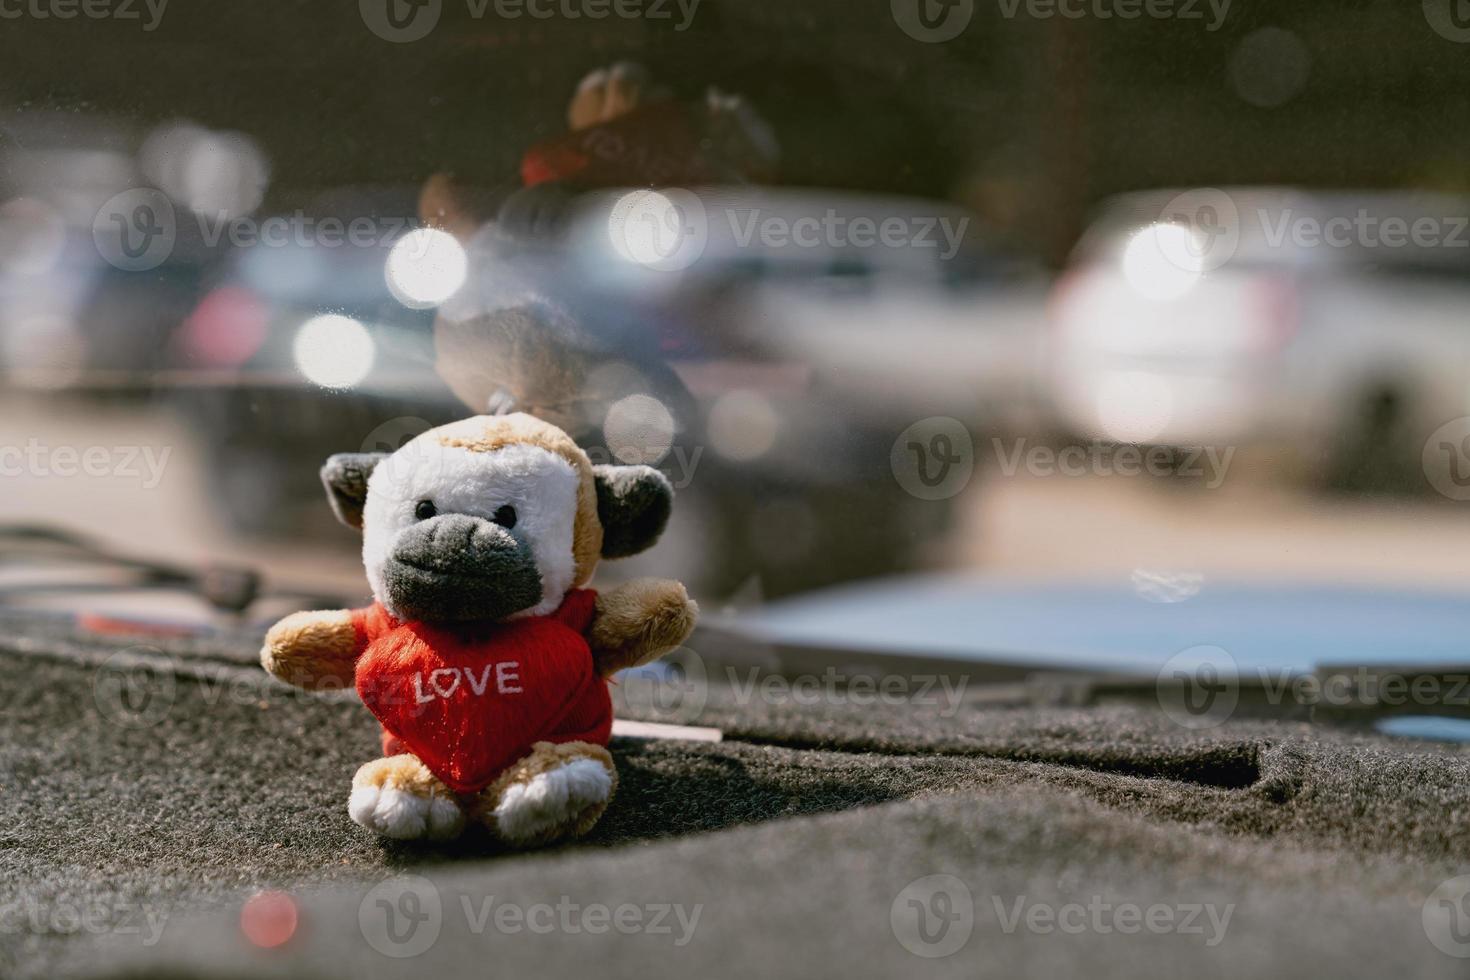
[384,513,543,622]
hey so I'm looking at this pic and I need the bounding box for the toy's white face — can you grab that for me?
[361,436,580,622]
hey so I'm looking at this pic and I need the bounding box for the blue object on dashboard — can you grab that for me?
[731,575,1470,674]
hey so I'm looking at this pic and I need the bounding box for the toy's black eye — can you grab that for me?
[493,505,517,529]
[414,500,437,520]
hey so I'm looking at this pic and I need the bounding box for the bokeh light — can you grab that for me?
[292,313,374,389]
[240,891,298,949]
[1121,223,1205,302]
[141,121,270,218]
[385,228,467,309]
[177,287,269,367]
[603,393,676,465]
[708,390,780,462]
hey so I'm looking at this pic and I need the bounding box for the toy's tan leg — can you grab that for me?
[473,742,616,848]
[349,755,466,841]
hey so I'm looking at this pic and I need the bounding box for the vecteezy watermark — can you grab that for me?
[891,875,975,958]
[726,666,970,718]
[616,647,709,724]
[359,876,443,959]
[1156,645,1241,730]
[891,876,1233,957]
[992,895,1234,946]
[93,188,176,272]
[0,890,170,946]
[991,439,1235,489]
[891,417,976,501]
[0,0,167,30]
[94,648,362,730]
[458,896,702,945]
[0,439,171,488]
[1424,0,1470,43]
[891,0,1228,42]
[890,0,974,42]
[358,876,702,958]
[1423,417,1470,502]
[93,187,429,272]
[583,443,703,491]
[359,0,700,43]
[1148,187,1470,275]
[891,422,1234,500]
[724,209,969,261]
[994,0,1230,30]
[1156,645,1470,730]
[1257,210,1470,250]
[1424,875,1470,957]
[606,188,972,273]
[92,650,180,729]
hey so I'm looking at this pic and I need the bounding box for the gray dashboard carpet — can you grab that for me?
[2,613,1468,979]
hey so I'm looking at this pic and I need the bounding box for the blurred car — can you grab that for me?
[0,112,211,384]
[158,185,1030,598]
[560,187,1046,593]
[1048,188,1470,488]
[571,186,1052,433]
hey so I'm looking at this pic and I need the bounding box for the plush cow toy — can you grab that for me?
[261,412,697,846]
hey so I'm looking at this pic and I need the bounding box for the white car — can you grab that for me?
[1049,187,1470,485]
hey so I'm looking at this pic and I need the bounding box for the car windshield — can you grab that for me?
[2,1,1469,733]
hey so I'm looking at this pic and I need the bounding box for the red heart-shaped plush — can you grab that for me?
[354,593,611,793]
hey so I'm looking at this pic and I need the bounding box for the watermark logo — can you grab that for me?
[1155,645,1240,730]
[993,895,1233,945]
[359,875,443,958]
[1424,0,1470,42]
[994,0,1230,30]
[94,190,430,273]
[605,191,971,273]
[891,417,975,501]
[362,0,699,42]
[93,188,176,272]
[726,666,969,718]
[992,439,1235,489]
[617,646,709,723]
[1258,210,1469,250]
[1154,652,1470,728]
[607,188,709,272]
[360,0,442,41]
[891,874,974,958]
[92,650,178,729]
[0,439,172,488]
[459,896,702,943]
[1423,417,1470,501]
[1155,187,1240,273]
[1424,875,1470,957]
[892,0,974,42]
[725,208,969,260]
[359,416,448,501]
[0,0,168,30]
[0,891,170,946]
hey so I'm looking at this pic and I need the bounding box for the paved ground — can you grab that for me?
[959,463,1470,595]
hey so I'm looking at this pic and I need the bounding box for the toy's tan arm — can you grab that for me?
[588,578,698,678]
[260,609,363,691]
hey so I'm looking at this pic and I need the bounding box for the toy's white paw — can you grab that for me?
[349,756,465,841]
[348,786,464,841]
[493,759,612,845]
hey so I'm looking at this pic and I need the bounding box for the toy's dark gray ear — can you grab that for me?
[320,453,387,531]
[593,464,673,558]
